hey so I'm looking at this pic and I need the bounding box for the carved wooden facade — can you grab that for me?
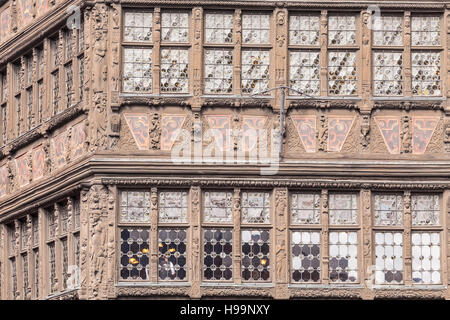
[0,0,449,300]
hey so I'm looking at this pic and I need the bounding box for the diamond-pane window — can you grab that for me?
[158,229,187,280]
[329,194,358,225]
[161,12,189,42]
[412,51,441,96]
[329,231,358,283]
[289,14,320,45]
[291,231,320,283]
[205,13,233,44]
[124,11,153,42]
[242,13,270,44]
[159,191,188,223]
[204,191,233,223]
[204,49,233,94]
[203,229,233,281]
[241,230,270,281]
[241,49,270,95]
[120,191,151,223]
[328,15,356,45]
[291,193,320,224]
[373,16,403,46]
[123,48,152,93]
[373,51,403,96]
[374,194,403,226]
[412,194,440,226]
[289,51,320,96]
[160,49,189,93]
[411,16,440,46]
[412,232,441,284]
[241,192,270,224]
[328,51,357,95]
[375,232,403,284]
[119,228,150,281]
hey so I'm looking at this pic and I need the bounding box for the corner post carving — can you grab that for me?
[78,187,90,299]
[233,9,242,95]
[320,189,329,284]
[319,11,328,96]
[361,189,374,299]
[25,214,32,299]
[403,191,412,286]
[273,8,287,112]
[150,187,159,282]
[191,7,203,111]
[189,185,201,298]
[274,187,289,299]
[232,188,242,284]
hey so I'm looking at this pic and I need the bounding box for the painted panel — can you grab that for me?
[328,116,355,152]
[124,114,149,150]
[242,116,267,152]
[71,121,87,159]
[52,132,68,168]
[412,117,439,154]
[0,165,8,197]
[16,153,30,187]
[375,117,400,154]
[32,146,45,180]
[291,116,316,153]
[18,0,34,27]
[160,115,186,151]
[205,115,231,152]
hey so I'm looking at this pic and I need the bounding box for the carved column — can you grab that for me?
[233,9,242,95]
[318,113,328,152]
[78,187,90,299]
[273,8,287,112]
[25,214,32,300]
[13,219,20,299]
[189,185,201,298]
[320,189,329,284]
[106,185,117,299]
[191,7,203,112]
[319,10,328,96]
[361,189,374,299]
[403,191,412,286]
[360,10,372,113]
[37,207,45,300]
[232,188,241,284]
[150,187,159,282]
[67,197,74,268]
[0,224,6,299]
[403,12,412,97]
[153,7,161,95]
[274,188,289,299]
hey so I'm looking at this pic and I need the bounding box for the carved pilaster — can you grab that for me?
[320,10,328,96]
[404,12,412,97]
[150,187,158,282]
[360,10,372,112]
[13,219,20,299]
[318,113,328,152]
[109,3,121,150]
[274,188,289,299]
[320,189,329,284]
[191,7,203,111]
[25,214,32,300]
[273,8,287,111]
[153,7,161,94]
[0,225,5,300]
[149,113,161,150]
[403,191,412,286]
[189,185,201,298]
[361,189,374,299]
[400,114,412,154]
[37,208,45,300]
[233,9,242,95]
[232,188,241,284]
[106,185,117,299]
[78,187,89,299]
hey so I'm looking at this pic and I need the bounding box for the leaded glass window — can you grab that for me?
[161,12,189,42]
[329,193,358,225]
[412,232,440,284]
[26,88,32,129]
[289,14,320,45]
[50,38,59,68]
[73,198,80,229]
[411,51,441,96]
[289,51,320,96]
[78,56,84,101]
[242,13,270,44]
[52,71,59,114]
[203,191,233,223]
[15,95,21,134]
[37,49,44,79]
[411,16,440,46]
[48,243,56,293]
[47,209,55,240]
[373,51,403,96]
[291,231,320,282]
[60,203,68,234]
[158,229,187,281]
[412,194,440,226]
[241,230,270,281]
[32,216,38,246]
[120,191,151,223]
[241,49,270,95]
[26,56,33,86]
[37,81,43,124]
[11,258,17,299]
[158,191,188,223]
[123,48,152,93]
[374,194,403,226]
[241,192,270,224]
[124,11,153,42]
[375,232,403,284]
[204,49,233,94]
[34,250,39,298]
[373,16,403,46]
[291,193,320,224]
[22,253,29,298]
[20,219,27,250]
[329,231,358,283]
[328,15,356,45]
[328,51,357,95]
[205,13,233,44]
[64,29,72,61]
[119,228,150,281]
[61,238,68,289]
[65,64,73,106]
[160,48,188,93]
[203,229,233,281]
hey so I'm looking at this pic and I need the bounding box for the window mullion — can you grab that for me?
[150,187,158,282]
[320,10,328,97]
[320,189,329,284]
[152,7,161,95]
[404,12,412,97]
[233,9,242,96]
[403,191,413,285]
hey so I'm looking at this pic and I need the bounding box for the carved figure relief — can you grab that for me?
[149,113,161,150]
[291,116,316,153]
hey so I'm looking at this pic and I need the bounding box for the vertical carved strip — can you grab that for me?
[58,30,65,112]
[13,219,20,299]
[67,196,74,288]
[401,114,412,154]
[232,188,241,284]
[320,10,328,96]
[233,9,242,95]
[0,224,6,299]
[444,190,450,291]
[191,7,203,111]
[106,185,117,298]
[404,12,412,97]
[189,185,201,298]
[25,214,32,299]
[153,8,161,95]
[403,191,412,285]
[318,113,328,152]
[274,188,289,299]
[78,187,89,299]
[321,189,329,284]
[361,11,372,112]
[273,8,287,111]
[31,48,37,128]
[150,187,158,282]
[37,207,44,300]
[53,203,60,293]
[361,189,374,298]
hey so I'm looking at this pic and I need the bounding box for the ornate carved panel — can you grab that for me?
[290,116,316,153]
[327,116,355,152]
[411,117,439,154]
[52,132,68,169]
[375,117,400,154]
[31,145,44,181]
[123,114,149,150]
[71,121,87,160]
[160,115,186,151]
